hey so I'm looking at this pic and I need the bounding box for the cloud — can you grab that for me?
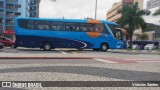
[39,0,121,19]
[39,0,160,25]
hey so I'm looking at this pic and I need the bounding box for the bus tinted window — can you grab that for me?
[35,21,50,30]
[65,23,80,32]
[87,24,95,32]
[51,22,65,31]
[80,23,88,32]
[108,25,119,38]
[95,24,104,33]
[17,19,106,33]
[28,20,34,30]
[18,20,28,29]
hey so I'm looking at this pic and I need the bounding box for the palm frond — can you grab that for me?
[153,8,160,16]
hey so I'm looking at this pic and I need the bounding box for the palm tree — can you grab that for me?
[153,8,160,22]
[137,34,149,40]
[153,8,160,16]
[117,2,150,48]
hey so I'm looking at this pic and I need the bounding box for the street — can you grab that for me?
[0,48,160,90]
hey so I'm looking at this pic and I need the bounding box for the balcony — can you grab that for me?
[6,7,18,11]
[0,5,3,8]
[0,21,3,25]
[5,26,14,30]
[0,25,2,28]
[6,23,14,26]
[30,3,36,6]
[0,12,3,17]
[6,0,18,3]
[6,14,18,18]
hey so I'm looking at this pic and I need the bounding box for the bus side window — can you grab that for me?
[51,22,65,31]
[35,21,50,30]
[65,23,80,32]
[80,24,88,32]
[88,24,95,32]
[18,20,28,29]
[95,24,104,33]
[28,20,34,30]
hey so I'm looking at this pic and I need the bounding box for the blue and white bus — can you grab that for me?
[14,18,125,51]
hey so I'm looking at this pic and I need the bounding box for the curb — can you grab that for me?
[109,51,160,55]
[0,57,93,59]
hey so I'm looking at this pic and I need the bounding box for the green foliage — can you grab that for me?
[137,34,149,40]
[117,2,150,48]
[153,8,160,16]
[145,23,160,32]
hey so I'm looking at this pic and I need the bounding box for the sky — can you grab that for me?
[39,0,160,25]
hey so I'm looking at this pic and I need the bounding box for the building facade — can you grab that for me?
[147,0,160,9]
[153,30,160,41]
[106,0,144,22]
[30,0,40,17]
[106,0,144,41]
[0,0,40,40]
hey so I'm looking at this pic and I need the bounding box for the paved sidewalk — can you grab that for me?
[109,49,160,55]
[0,51,159,60]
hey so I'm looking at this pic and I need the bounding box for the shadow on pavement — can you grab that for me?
[0,66,159,81]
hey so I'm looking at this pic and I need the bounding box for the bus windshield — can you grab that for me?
[108,25,123,40]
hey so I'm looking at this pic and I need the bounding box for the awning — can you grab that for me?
[3,30,15,34]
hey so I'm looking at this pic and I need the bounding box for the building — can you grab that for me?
[107,0,144,22]
[0,0,41,40]
[147,0,160,9]
[30,0,41,17]
[153,30,160,41]
[106,0,144,41]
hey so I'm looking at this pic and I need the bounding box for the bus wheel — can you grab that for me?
[43,42,52,51]
[100,43,108,52]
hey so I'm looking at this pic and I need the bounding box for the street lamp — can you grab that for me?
[95,0,97,19]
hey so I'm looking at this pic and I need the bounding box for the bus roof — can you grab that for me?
[15,18,119,26]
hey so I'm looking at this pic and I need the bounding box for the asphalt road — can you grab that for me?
[0,48,160,90]
[0,62,160,90]
[0,59,103,64]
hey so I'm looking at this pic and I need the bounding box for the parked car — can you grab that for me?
[0,36,15,48]
[132,45,139,49]
[144,44,156,50]
[0,42,4,49]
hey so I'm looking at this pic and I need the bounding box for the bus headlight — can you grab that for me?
[117,42,124,44]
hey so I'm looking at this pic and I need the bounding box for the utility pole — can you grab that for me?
[95,0,97,19]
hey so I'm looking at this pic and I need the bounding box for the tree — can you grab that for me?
[117,2,150,48]
[153,8,160,16]
[137,34,149,40]
[153,8,160,22]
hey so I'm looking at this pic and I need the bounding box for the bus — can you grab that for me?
[14,18,126,51]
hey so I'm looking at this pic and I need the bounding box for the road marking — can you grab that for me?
[137,61,160,63]
[125,59,160,61]
[115,58,160,61]
[93,58,117,63]
[55,49,68,55]
[60,51,68,55]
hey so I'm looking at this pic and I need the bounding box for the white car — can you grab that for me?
[132,45,139,49]
[144,44,156,50]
